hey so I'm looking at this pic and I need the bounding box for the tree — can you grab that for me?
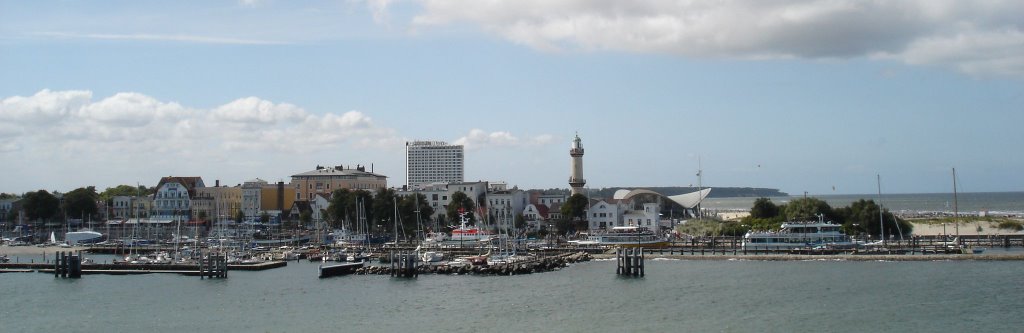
[784,197,834,221]
[23,190,59,222]
[99,185,153,202]
[750,197,780,219]
[446,191,476,224]
[397,193,434,236]
[299,210,312,227]
[561,193,589,222]
[63,187,99,220]
[515,214,526,230]
[197,211,208,221]
[834,199,913,238]
[327,188,354,229]
[0,193,19,200]
[372,188,397,233]
[260,212,270,224]
[234,209,245,223]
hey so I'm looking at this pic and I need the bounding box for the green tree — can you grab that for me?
[446,191,476,224]
[834,199,912,238]
[750,197,780,219]
[0,193,20,200]
[372,188,397,233]
[515,214,526,230]
[397,193,434,236]
[299,210,313,227]
[327,188,354,228]
[561,193,589,222]
[63,186,99,220]
[260,212,270,224]
[99,185,153,202]
[23,190,60,222]
[197,211,208,222]
[234,209,244,223]
[784,197,834,221]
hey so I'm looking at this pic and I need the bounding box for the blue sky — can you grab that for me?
[1,0,1022,196]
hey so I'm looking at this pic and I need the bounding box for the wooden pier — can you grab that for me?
[389,251,419,278]
[616,247,644,277]
[199,255,227,279]
[53,251,82,278]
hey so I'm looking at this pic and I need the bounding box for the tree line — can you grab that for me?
[721,197,914,238]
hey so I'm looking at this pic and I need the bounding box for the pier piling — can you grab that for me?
[53,251,82,279]
[390,251,419,278]
[616,247,644,277]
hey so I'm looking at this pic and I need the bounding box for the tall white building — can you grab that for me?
[406,141,464,188]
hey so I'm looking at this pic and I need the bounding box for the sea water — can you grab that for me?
[700,192,1024,215]
[2,258,1022,332]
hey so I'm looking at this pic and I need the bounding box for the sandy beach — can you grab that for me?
[1,245,90,257]
[909,221,1023,236]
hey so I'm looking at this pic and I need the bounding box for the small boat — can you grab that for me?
[318,261,364,278]
[420,251,445,263]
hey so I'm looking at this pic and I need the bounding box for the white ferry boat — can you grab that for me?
[448,212,492,242]
[575,226,669,248]
[742,219,854,250]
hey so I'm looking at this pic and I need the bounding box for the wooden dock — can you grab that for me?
[0,260,287,276]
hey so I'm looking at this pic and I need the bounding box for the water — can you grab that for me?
[3,258,1023,332]
[701,192,1024,215]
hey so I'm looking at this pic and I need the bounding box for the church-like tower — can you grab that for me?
[569,133,586,196]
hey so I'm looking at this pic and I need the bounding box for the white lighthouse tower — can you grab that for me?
[569,133,586,196]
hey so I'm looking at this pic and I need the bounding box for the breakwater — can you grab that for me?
[354,252,592,276]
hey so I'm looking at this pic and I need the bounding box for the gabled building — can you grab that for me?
[485,186,528,230]
[152,176,205,221]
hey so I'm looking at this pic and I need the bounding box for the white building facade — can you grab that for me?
[405,141,464,188]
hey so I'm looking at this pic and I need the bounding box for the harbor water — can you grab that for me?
[2,257,1022,332]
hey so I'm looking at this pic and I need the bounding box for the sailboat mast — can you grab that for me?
[878,174,884,245]
[953,168,959,239]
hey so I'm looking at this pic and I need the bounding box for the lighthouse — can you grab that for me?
[569,133,586,196]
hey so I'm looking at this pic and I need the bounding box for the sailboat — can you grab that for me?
[950,168,984,254]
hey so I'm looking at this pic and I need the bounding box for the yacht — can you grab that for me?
[742,219,854,250]
[580,226,669,248]
[448,212,492,243]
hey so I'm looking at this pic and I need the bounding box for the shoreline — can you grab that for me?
[592,253,1024,261]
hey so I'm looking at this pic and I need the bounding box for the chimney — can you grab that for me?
[277,181,284,212]
[215,180,220,187]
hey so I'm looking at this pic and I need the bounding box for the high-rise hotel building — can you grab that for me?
[406,141,464,188]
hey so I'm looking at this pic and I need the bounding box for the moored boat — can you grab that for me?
[742,219,854,250]
[581,226,669,248]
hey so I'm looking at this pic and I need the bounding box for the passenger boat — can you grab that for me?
[579,226,669,248]
[742,219,854,250]
[448,212,492,242]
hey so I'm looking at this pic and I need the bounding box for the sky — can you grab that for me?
[1,0,1022,196]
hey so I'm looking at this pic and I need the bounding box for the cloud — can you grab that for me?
[0,90,401,157]
[454,129,552,150]
[410,0,1024,77]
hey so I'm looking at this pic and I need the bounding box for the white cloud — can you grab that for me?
[454,129,552,150]
[409,0,1024,77]
[0,89,402,163]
